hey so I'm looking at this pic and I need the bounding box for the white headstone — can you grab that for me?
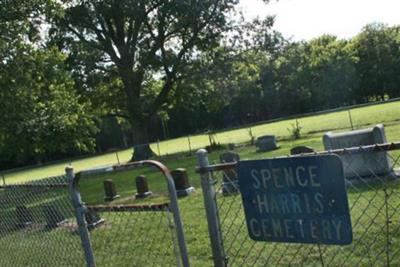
[323,124,392,179]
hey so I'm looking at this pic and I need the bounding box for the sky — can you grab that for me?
[238,0,400,41]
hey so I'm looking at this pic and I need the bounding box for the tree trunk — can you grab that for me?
[130,119,155,161]
[117,67,155,161]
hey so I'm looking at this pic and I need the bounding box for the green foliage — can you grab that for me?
[2,0,400,166]
[0,0,58,45]
[207,130,218,147]
[353,23,400,100]
[287,119,302,140]
[169,23,400,134]
[50,0,241,148]
[247,127,255,145]
[0,45,98,166]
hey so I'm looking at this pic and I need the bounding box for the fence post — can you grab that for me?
[66,167,96,267]
[348,109,354,130]
[187,136,192,155]
[196,149,227,267]
[115,151,120,165]
[157,139,161,156]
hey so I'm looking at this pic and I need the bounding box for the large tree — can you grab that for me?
[51,0,241,159]
[353,23,400,101]
[0,0,97,168]
[0,46,97,167]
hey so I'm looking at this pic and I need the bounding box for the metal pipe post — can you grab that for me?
[144,161,190,267]
[66,167,96,267]
[196,149,227,267]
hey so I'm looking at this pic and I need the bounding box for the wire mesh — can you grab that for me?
[0,175,85,267]
[85,204,179,267]
[76,166,183,267]
[209,144,400,266]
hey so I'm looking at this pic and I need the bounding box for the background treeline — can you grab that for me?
[167,23,400,137]
[1,4,400,170]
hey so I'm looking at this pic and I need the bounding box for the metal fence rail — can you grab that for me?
[197,142,400,267]
[0,175,86,266]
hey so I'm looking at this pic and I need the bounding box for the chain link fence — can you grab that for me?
[0,175,86,266]
[2,141,400,267]
[197,142,400,267]
[0,162,190,267]
[69,161,190,267]
[84,203,179,267]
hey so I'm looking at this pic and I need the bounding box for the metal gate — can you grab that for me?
[67,160,190,267]
[196,142,400,266]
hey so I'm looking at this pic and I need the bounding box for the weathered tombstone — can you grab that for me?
[135,175,152,199]
[16,205,33,228]
[219,152,240,195]
[228,143,235,151]
[256,135,278,152]
[85,210,105,230]
[171,168,195,197]
[104,179,120,201]
[43,205,68,229]
[290,146,315,155]
[323,124,392,179]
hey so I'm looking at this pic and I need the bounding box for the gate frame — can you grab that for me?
[66,160,190,267]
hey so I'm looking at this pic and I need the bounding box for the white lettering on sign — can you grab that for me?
[250,165,320,190]
[253,193,324,215]
[249,218,343,241]
[245,161,349,243]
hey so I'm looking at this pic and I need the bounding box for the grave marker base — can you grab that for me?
[135,191,153,199]
[176,187,195,197]
[104,195,120,201]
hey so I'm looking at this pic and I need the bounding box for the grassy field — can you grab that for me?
[0,100,400,266]
[71,125,400,266]
[3,100,399,183]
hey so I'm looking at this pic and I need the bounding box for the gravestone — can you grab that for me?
[135,175,152,199]
[16,205,33,228]
[43,205,68,229]
[323,124,392,179]
[290,146,315,155]
[219,152,240,195]
[85,210,105,230]
[256,135,278,152]
[171,168,195,197]
[228,143,235,151]
[104,179,120,201]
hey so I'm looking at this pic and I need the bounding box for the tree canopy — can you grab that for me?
[0,0,97,168]
[1,0,400,168]
[50,0,240,159]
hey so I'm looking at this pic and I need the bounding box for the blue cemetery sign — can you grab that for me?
[237,155,352,245]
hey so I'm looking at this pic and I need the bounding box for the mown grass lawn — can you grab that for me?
[3,100,399,183]
[0,101,399,266]
[69,123,400,266]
